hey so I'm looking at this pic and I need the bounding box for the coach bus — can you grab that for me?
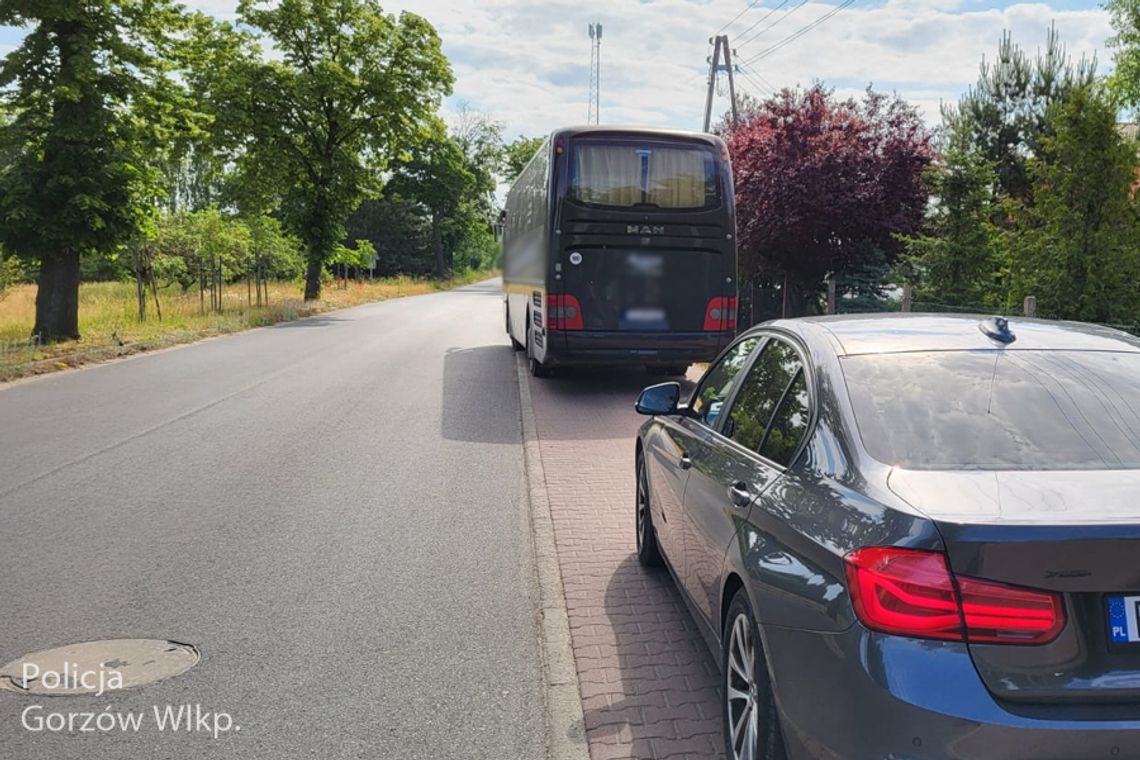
[502,126,738,377]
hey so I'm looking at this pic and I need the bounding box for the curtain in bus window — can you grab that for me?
[647,148,707,208]
[574,145,642,207]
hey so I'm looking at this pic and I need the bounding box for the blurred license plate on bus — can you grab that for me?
[622,308,669,330]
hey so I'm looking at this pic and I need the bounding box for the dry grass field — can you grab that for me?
[0,272,494,381]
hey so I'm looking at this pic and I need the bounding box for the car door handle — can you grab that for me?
[729,482,753,508]
[679,454,692,470]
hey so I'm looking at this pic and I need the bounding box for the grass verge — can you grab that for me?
[0,271,495,383]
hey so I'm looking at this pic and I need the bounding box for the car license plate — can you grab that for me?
[1107,596,1140,644]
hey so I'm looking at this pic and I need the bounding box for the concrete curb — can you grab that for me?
[516,354,591,760]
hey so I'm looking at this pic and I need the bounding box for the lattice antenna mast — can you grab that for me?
[588,23,603,124]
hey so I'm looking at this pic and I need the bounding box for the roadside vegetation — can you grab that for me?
[0,0,545,380]
[0,271,492,382]
[0,0,538,355]
[719,24,1140,327]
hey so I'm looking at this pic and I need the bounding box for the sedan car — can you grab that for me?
[633,314,1140,760]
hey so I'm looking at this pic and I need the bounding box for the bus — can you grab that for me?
[502,126,738,377]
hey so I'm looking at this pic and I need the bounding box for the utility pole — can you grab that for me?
[702,34,739,132]
[588,23,603,124]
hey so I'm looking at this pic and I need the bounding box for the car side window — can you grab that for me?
[690,337,761,428]
[759,371,809,467]
[724,339,805,459]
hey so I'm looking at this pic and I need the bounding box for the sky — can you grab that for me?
[0,0,1115,138]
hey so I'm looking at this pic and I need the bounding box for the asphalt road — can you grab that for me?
[0,278,545,759]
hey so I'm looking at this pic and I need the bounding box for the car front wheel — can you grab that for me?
[635,451,662,567]
[723,589,786,760]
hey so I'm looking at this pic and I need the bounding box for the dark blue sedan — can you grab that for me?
[633,314,1140,760]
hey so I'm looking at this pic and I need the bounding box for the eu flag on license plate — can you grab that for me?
[1107,595,1140,643]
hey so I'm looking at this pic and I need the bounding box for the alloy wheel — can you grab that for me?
[726,612,760,760]
[636,460,648,552]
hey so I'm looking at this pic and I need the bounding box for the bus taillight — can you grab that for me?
[703,297,737,332]
[547,294,584,331]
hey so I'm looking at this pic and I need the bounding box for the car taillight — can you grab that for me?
[703,297,736,331]
[844,547,1065,645]
[546,294,583,330]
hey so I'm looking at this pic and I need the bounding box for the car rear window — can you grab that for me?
[841,350,1140,470]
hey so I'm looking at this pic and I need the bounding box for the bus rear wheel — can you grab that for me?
[506,306,524,351]
[527,321,552,378]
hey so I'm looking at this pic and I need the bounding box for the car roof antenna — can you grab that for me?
[979,316,1016,345]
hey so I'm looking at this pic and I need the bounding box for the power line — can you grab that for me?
[737,69,774,96]
[739,0,856,66]
[737,0,807,49]
[716,0,766,35]
[738,61,778,93]
[734,0,793,46]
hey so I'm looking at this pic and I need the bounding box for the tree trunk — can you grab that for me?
[32,250,82,343]
[135,266,147,323]
[432,210,446,278]
[150,274,162,321]
[304,257,323,301]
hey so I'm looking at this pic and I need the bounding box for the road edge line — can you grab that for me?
[516,353,591,760]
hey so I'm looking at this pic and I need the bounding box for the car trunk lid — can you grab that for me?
[888,468,1140,704]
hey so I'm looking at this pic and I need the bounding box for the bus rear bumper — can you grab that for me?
[548,330,731,367]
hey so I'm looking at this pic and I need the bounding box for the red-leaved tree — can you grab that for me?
[725,85,933,317]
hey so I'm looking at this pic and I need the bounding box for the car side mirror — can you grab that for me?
[635,382,681,416]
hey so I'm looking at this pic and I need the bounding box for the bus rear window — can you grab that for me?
[569,141,718,210]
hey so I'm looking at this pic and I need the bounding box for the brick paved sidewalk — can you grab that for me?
[527,369,724,760]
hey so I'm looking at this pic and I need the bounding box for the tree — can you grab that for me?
[450,104,502,217]
[946,26,1094,204]
[220,0,452,301]
[0,0,198,342]
[386,134,476,277]
[1002,86,1140,324]
[502,136,543,184]
[725,85,933,315]
[901,133,1003,308]
[1107,0,1140,110]
[346,196,432,276]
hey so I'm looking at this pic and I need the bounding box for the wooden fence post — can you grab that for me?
[1023,295,1037,318]
[902,284,913,313]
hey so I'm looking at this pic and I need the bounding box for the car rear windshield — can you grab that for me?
[841,350,1140,470]
[569,140,719,210]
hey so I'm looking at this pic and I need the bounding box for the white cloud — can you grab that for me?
[18,0,1117,134]
[383,0,1112,133]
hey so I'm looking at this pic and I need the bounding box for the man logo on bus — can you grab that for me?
[627,224,665,236]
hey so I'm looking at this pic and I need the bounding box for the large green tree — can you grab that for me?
[1003,86,1140,323]
[945,25,1094,204]
[502,135,543,184]
[386,133,475,277]
[901,133,1003,308]
[0,0,197,342]
[223,0,452,301]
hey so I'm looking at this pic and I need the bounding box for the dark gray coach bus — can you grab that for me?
[503,126,738,377]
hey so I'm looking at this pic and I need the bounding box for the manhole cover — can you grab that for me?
[0,639,199,696]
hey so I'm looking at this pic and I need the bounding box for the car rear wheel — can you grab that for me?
[723,590,786,760]
[635,451,662,567]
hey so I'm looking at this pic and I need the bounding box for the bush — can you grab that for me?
[0,255,22,301]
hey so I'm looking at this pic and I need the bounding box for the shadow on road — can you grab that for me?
[272,315,350,329]
[441,345,522,444]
